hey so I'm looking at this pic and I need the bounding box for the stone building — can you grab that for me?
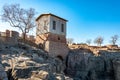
[36,13,68,59]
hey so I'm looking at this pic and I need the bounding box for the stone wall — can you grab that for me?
[48,33,66,43]
[36,33,68,59]
[0,36,18,45]
[48,41,68,59]
[36,33,66,44]
[0,30,19,45]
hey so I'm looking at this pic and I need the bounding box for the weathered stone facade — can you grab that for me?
[36,33,68,59]
[46,41,68,59]
[36,13,68,59]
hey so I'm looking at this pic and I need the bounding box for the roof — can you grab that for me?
[36,13,68,21]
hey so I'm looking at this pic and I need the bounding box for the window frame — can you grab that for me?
[53,20,56,30]
[61,23,64,32]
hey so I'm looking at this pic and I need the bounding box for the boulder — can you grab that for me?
[30,70,56,80]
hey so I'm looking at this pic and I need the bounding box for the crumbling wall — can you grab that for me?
[0,30,19,45]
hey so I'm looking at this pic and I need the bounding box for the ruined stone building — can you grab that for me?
[0,30,19,45]
[0,30,36,45]
[36,13,68,59]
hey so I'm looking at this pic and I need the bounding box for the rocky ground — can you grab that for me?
[0,43,120,80]
[0,43,72,80]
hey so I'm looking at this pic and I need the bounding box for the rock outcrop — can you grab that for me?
[113,58,120,80]
[0,43,70,80]
[65,49,120,80]
[1,42,120,80]
[0,63,8,80]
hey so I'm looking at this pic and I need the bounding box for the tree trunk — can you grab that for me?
[22,33,26,42]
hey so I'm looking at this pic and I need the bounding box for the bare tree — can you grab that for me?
[86,39,92,45]
[94,36,104,46]
[36,25,49,49]
[67,38,74,45]
[1,4,36,41]
[110,35,119,45]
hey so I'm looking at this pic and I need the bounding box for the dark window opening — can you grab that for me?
[57,56,63,61]
[53,21,56,30]
[58,37,60,40]
[61,24,64,32]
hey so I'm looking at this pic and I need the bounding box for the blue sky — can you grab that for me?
[0,0,120,45]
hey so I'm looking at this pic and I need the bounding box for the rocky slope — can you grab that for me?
[1,43,120,80]
[0,43,72,80]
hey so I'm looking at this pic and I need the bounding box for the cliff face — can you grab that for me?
[65,49,120,80]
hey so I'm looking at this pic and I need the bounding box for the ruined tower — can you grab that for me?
[36,13,68,59]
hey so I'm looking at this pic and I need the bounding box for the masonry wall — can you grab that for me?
[0,30,19,45]
[36,33,68,59]
[0,36,18,45]
[48,41,68,59]
[36,33,66,44]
